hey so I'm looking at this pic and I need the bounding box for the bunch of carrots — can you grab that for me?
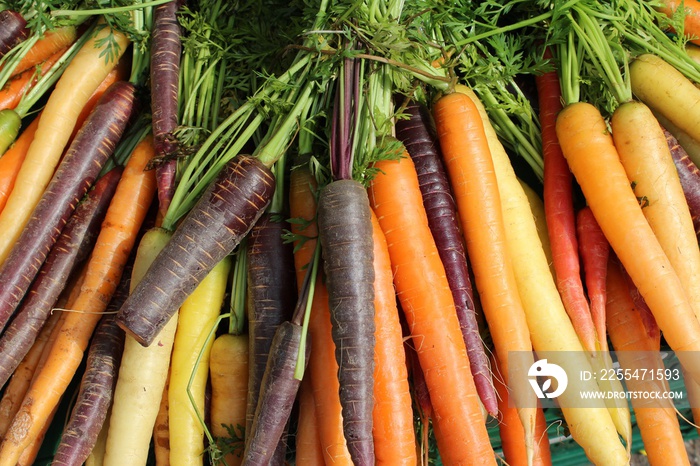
[2,0,700,465]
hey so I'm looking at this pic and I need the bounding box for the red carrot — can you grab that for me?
[394,99,496,416]
[0,81,136,333]
[536,52,596,353]
[576,206,610,350]
[665,127,700,238]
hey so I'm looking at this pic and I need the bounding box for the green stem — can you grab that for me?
[453,11,553,47]
[294,242,320,380]
[51,0,172,17]
[229,244,248,336]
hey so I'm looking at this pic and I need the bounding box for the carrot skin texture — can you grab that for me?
[666,128,700,237]
[0,11,27,58]
[295,376,324,466]
[557,102,700,375]
[536,62,596,353]
[369,210,417,466]
[576,206,609,351]
[317,179,376,466]
[394,101,496,416]
[368,154,495,466]
[242,322,306,466]
[0,135,156,466]
[0,114,39,213]
[150,0,182,217]
[52,313,125,466]
[116,155,275,346]
[0,167,121,389]
[288,163,353,465]
[0,81,136,332]
[245,214,297,462]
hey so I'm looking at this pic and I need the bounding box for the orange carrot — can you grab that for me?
[432,91,536,456]
[0,114,39,214]
[492,355,552,466]
[368,153,495,465]
[288,160,352,465]
[606,256,691,466]
[556,101,700,380]
[369,209,417,466]
[153,374,171,466]
[0,47,66,111]
[659,0,700,46]
[9,26,78,78]
[0,136,156,466]
[295,377,324,466]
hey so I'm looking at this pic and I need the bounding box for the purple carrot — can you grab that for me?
[0,167,121,389]
[665,128,700,238]
[245,213,297,464]
[394,100,497,416]
[116,155,275,346]
[0,10,28,58]
[151,0,183,217]
[0,81,135,333]
[51,275,128,466]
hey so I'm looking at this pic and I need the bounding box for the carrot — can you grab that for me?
[294,377,324,466]
[658,0,700,46]
[492,354,552,466]
[245,213,297,462]
[0,113,38,213]
[52,311,126,466]
[9,26,77,78]
[630,54,700,147]
[394,99,496,416]
[0,133,156,466]
[153,374,171,466]
[606,256,691,466]
[433,90,536,455]
[666,127,700,237]
[169,257,232,466]
[653,110,700,169]
[0,46,66,111]
[104,227,177,466]
[557,101,700,379]
[367,208,417,465]
[209,333,249,466]
[0,108,20,155]
[288,159,352,465]
[612,101,700,322]
[0,10,27,58]
[518,180,553,272]
[459,88,630,464]
[368,152,495,465]
[535,58,597,354]
[576,206,610,351]
[0,81,136,333]
[0,23,129,265]
[0,167,121,389]
[0,309,61,440]
[116,155,275,346]
[151,0,183,217]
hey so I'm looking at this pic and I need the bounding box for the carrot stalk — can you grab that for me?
[0,167,122,389]
[394,100,496,416]
[116,155,275,346]
[0,81,136,333]
[9,26,77,78]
